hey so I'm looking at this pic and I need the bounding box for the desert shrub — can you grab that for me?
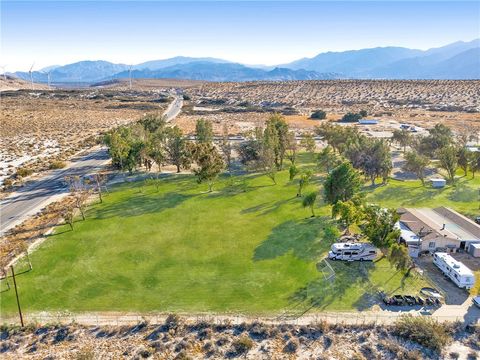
[310,110,327,120]
[165,314,180,330]
[231,335,253,355]
[340,112,362,122]
[49,160,67,169]
[468,352,478,360]
[2,178,14,188]
[393,315,451,353]
[16,167,33,178]
[283,338,299,353]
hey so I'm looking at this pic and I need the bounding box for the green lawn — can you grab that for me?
[1,157,478,316]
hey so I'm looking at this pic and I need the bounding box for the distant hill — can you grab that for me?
[134,56,231,70]
[12,39,480,82]
[15,60,129,83]
[112,62,339,82]
[284,47,423,75]
[283,39,480,79]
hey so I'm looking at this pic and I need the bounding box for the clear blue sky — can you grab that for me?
[1,1,479,71]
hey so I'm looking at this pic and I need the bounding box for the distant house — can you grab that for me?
[358,119,378,125]
[397,207,480,257]
[430,178,446,188]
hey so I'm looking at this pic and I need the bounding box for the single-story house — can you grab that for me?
[397,207,480,257]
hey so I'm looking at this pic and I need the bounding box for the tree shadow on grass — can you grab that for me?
[448,183,477,202]
[369,184,447,205]
[240,197,296,216]
[289,261,376,311]
[93,191,195,219]
[253,217,329,262]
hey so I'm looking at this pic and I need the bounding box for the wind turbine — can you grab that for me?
[0,65,6,81]
[29,62,35,90]
[40,71,52,88]
[128,65,133,90]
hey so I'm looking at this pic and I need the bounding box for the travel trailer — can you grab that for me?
[328,242,377,261]
[433,252,475,289]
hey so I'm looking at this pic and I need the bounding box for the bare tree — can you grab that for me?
[61,205,75,230]
[93,173,107,203]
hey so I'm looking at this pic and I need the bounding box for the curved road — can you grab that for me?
[0,94,183,236]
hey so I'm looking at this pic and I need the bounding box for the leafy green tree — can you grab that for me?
[361,205,400,254]
[302,192,317,217]
[195,118,214,143]
[417,124,453,156]
[332,200,362,234]
[403,151,430,186]
[289,164,299,181]
[317,146,341,173]
[220,123,233,174]
[264,114,289,170]
[190,143,224,192]
[359,109,368,118]
[438,145,458,183]
[139,113,166,133]
[470,151,480,179]
[104,128,131,170]
[457,147,470,177]
[297,170,313,197]
[388,243,412,271]
[285,131,298,165]
[323,161,362,208]
[347,139,392,185]
[300,133,316,153]
[392,128,412,153]
[310,110,326,120]
[258,146,277,184]
[165,126,191,173]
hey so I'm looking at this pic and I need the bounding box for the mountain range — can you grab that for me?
[12,39,480,83]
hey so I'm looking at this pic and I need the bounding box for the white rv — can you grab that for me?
[433,252,475,289]
[328,242,377,262]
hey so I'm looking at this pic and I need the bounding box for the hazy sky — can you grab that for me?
[1,1,479,71]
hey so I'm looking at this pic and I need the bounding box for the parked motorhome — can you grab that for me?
[328,242,377,261]
[433,252,475,289]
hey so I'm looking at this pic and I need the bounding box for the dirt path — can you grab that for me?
[2,302,479,327]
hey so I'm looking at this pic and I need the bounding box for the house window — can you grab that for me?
[429,242,435,249]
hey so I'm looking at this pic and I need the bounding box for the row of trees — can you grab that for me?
[316,123,392,185]
[105,115,227,191]
[394,124,480,183]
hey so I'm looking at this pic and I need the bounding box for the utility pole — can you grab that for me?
[10,265,24,327]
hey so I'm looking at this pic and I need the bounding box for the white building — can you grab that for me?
[433,252,475,289]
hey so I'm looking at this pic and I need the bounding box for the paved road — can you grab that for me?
[0,148,110,236]
[0,94,184,237]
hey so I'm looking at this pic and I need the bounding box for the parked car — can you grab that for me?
[415,296,425,306]
[404,295,416,306]
[392,295,406,305]
[473,296,480,308]
[475,216,480,225]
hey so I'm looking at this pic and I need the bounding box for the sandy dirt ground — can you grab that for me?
[1,317,479,359]
[0,89,169,187]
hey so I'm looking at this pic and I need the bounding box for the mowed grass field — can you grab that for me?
[1,155,478,316]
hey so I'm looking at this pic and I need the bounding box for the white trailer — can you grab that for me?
[328,242,377,262]
[433,252,475,289]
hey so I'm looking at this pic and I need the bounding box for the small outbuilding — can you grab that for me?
[430,178,446,188]
[358,119,378,125]
[468,243,480,258]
